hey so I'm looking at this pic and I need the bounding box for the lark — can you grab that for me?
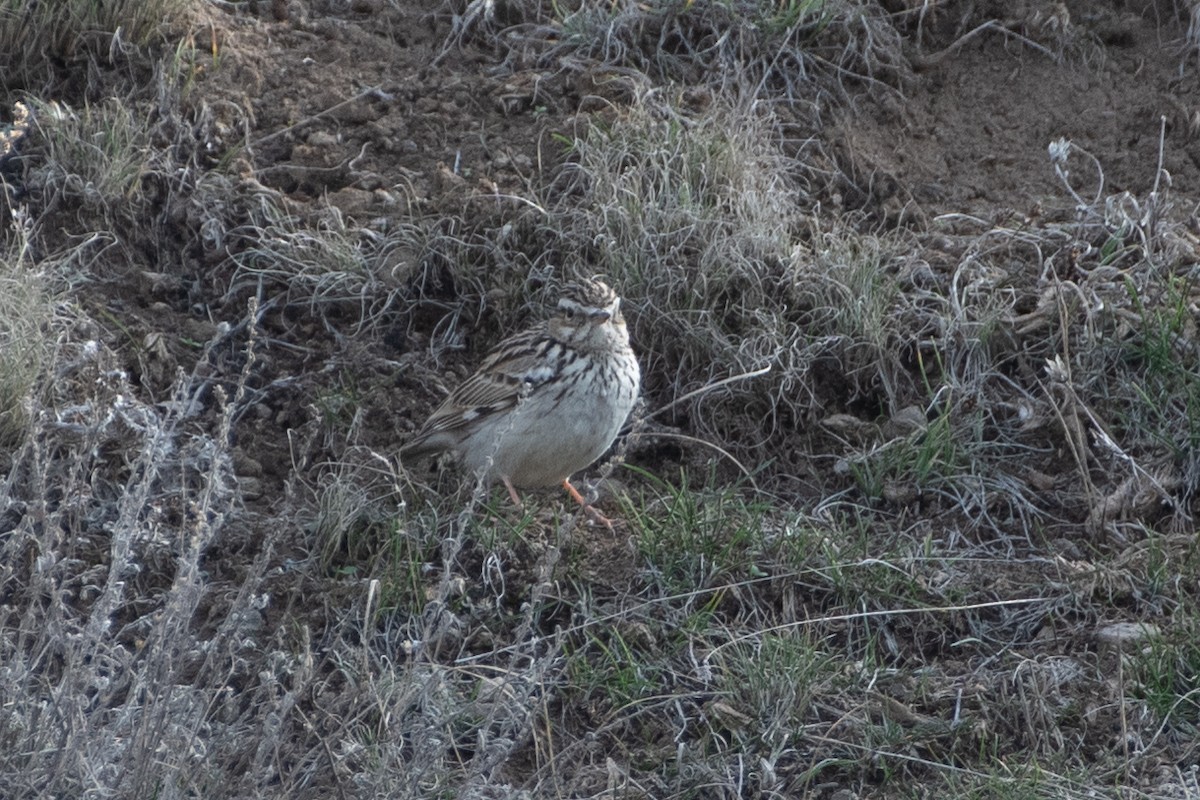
[401,278,640,525]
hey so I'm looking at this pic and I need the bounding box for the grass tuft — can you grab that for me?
[3,2,1200,797]
[541,90,925,467]
[0,210,51,446]
[0,0,191,92]
[448,0,910,104]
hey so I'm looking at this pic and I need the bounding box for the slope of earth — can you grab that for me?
[4,0,1200,797]
[191,0,1200,503]
[842,4,1200,218]
[188,0,1200,791]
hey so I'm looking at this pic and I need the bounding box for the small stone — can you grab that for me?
[1095,622,1160,647]
[233,450,264,478]
[306,130,338,148]
[325,187,377,218]
[238,476,264,501]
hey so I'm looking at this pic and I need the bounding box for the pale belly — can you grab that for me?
[459,361,639,488]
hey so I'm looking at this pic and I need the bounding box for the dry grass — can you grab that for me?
[1,1,1199,799]
[0,312,255,797]
[0,0,191,92]
[554,92,813,439]
[0,210,51,446]
[446,0,910,105]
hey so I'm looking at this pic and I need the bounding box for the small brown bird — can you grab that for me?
[401,278,640,524]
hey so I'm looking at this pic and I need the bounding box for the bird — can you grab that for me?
[401,278,640,526]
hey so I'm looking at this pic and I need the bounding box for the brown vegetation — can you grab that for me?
[1,0,1199,797]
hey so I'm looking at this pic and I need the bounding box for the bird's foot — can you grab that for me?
[562,478,615,529]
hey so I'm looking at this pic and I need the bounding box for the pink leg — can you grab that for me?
[502,476,524,508]
[562,478,614,529]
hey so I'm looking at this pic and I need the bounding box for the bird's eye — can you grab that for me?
[563,307,576,319]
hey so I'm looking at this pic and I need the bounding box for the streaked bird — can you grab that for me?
[402,278,640,525]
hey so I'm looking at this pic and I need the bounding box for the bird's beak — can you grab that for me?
[591,298,618,322]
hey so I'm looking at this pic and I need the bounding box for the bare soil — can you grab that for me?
[173,0,1200,529]
[174,0,1200,489]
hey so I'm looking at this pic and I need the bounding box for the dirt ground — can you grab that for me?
[218,0,1200,222]
[179,0,1200,524]
[13,0,1200,796]
[161,4,1173,428]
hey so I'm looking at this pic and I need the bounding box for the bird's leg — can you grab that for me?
[502,475,524,508]
[562,478,614,529]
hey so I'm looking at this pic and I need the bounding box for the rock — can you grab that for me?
[1094,622,1160,647]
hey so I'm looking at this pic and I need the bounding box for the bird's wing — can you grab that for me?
[408,332,560,442]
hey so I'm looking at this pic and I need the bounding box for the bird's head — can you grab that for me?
[549,278,628,347]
